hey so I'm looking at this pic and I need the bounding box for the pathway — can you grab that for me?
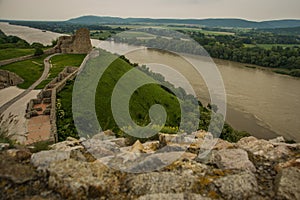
[0,54,58,115]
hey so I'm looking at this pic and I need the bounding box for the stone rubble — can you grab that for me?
[0,131,300,199]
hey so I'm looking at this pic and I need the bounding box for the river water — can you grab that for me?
[0,22,299,141]
[97,41,300,142]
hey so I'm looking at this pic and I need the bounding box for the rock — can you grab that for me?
[214,172,258,200]
[92,130,116,141]
[109,138,128,147]
[275,158,300,172]
[159,144,187,152]
[266,145,292,160]
[275,167,300,199]
[31,150,71,170]
[48,159,124,200]
[213,139,234,150]
[192,130,213,140]
[159,133,177,146]
[0,153,36,184]
[181,152,197,160]
[6,149,32,161]
[50,138,82,151]
[237,136,291,160]
[82,139,120,159]
[127,172,197,196]
[212,149,256,172]
[159,133,194,146]
[0,69,24,89]
[0,143,10,151]
[142,141,160,153]
[165,160,208,175]
[100,151,185,173]
[269,136,285,143]
[130,140,144,153]
[138,193,212,200]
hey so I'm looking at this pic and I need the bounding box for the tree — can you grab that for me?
[34,48,44,56]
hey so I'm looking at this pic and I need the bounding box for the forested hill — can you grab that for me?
[67,16,300,28]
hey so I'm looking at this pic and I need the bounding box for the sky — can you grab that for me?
[0,0,300,21]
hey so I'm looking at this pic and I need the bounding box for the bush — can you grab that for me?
[34,48,44,56]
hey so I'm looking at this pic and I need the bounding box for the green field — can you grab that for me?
[90,30,122,40]
[117,31,156,39]
[0,48,35,61]
[106,24,235,36]
[36,54,86,89]
[244,43,300,49]
[0,55,47,89]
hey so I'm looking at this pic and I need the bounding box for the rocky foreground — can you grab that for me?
[0,131,300,200]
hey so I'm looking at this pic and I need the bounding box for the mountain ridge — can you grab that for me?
[67,15,300,28]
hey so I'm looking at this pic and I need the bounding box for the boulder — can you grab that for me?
[212,148,256,172]
[0,153,36,184]
[31,150,71,170]
[214,172,258,200]
[237,136,291,160]
[275,167,300,200]
[48,159,124,200]
[82,139,120,159]
[127,172,197,196]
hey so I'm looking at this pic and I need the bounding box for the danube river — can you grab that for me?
[98,41,300,142]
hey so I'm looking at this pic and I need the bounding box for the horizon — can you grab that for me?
[1,0,300,22]
[1,15,300,23]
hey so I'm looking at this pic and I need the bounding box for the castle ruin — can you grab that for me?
[54,28,92,54]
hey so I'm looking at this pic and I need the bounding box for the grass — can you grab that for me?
[56,80,78,141]
[244,43,300,49]
[0,55,47,89]
[36,54,86,89]
[90,30,122,40]
[0,48,35,61]
[117,31,156,39]
[58,50,182,140]
[57,49,250,143]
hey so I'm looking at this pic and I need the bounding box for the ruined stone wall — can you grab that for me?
[0,69,24,89]
[54,28,92,54]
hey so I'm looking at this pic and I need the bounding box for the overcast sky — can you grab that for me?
[0,0,300,21]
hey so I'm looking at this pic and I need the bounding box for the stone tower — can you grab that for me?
[54,28,92,54]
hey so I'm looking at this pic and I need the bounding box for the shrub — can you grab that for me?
[34,48,44,56]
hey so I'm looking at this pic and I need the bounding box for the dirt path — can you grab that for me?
[0,54,58,115]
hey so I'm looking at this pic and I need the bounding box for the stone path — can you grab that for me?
[0,54,57,115]
[0,54,59,144]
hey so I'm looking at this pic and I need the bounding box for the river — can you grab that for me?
[97,41,300,142]
[0,22,299,141]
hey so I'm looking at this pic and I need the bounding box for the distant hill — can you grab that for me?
[68,15,300,29]
[260,26,300,35]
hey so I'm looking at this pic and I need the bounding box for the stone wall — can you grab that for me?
[54,28,92,54]
[0,69,24,89]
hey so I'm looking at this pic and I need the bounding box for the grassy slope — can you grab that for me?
[36,54,86,89]
[95,51,181,133]
[57,50,181,140]
[57,50,249,142]
[0,55,47,89]
[0,48,35,61]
